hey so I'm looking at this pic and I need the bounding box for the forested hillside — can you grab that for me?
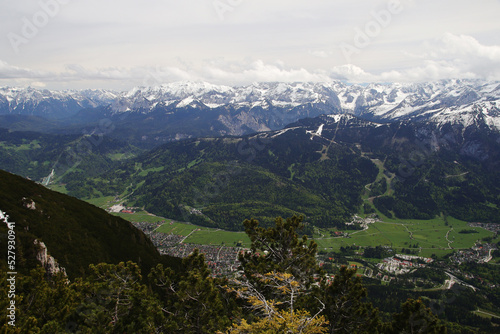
[79,127,378,230]
[0,169,180,278]
[64,114,500,230]
[0,128,142,189]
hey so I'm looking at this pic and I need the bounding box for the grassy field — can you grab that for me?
[81,194,493,259]
[115,210,492,257]
[144,214,492,258]
[91,203,171,224]
[138,166,165,177]
[156,221,251,246]
[85,196,116,209]
[361,158,394,201]
[47,183,68,194]
[473,308,500,319]
[185,230,251,247]
[107,152,136,161]
[113,211,169,224]
[0,140,41,151]
[314,216,494,257]
[156,221,208,236]
[111,212,251,247]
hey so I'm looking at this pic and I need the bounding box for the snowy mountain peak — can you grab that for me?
[0,86,118,118]
[1,80,500,131]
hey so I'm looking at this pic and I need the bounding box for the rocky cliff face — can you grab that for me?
[34,239,67,277]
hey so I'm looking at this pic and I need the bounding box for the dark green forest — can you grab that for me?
[2,113,499,229]
[0,169,180,279]
[0,128,141,186]
[79,130,378,230]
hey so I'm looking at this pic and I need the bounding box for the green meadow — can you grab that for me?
[185,229,251,247]
[314,216,493,257]
[87,193,493,259]
[156,221,251,246]
[113,210,170,224]
[85,196,116,209]
[156,221,208,236]
[122,212,493,258]
[110,213,251,247]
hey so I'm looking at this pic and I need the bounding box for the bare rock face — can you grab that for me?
[22,197,36,210]
[34,239,67,277]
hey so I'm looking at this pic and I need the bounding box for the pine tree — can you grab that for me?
[239,216,320,287]
[234,216,382,334]
[322,266,381,334]
[0,267,77,333]
[71,261,164,333]
[149,249,232,333]
[389,298,447,334]
[224,271,329,334]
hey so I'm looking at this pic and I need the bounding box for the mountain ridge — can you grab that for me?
[76,112,499,230]
[1,80,499,132]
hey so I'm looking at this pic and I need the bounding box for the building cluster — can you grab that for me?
[395,254,433,263]
[345,214,380,230]
[159,243,243,276]
[132,221,163,234]
[107,203,138,214]
[133,220,244,276]
[132,221,185,248]
[450,243,496,264]
[468,222,500,234]
[152,233,184,248]
[377,255,432,275]
[374,272,395,283]
[330,231,348,237]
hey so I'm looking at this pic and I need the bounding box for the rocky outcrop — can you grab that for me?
[22,197,36,210]
[34,239,67,277]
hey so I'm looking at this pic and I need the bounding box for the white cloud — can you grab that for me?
[1,0,499,89]
[0,60,38,78]
[439,33,500,60]
[1,31,499,89]
[0,59,332,89]
[329,34,500,83]
[202,60,331,85]
[30,81,46,88]
[308,50,330,58]
[329,64,374,82]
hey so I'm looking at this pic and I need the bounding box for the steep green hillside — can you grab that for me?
[84,129,379,230]
[3,113,499,233]
[0,128,143,193]
[109,115,499,228]
[287,116,500,224]
[0,169,180,279]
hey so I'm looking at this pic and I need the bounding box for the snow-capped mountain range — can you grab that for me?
[0,86,118,119]
[1,80,499,131]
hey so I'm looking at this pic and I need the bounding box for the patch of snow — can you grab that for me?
[204,103,223,109]
[316,124,324,136]
[176,97,195,108]
[270,127,296,138]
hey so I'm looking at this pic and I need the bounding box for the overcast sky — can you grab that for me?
[1,0,499,90]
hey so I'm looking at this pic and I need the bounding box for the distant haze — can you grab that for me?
[0,0,499,89]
